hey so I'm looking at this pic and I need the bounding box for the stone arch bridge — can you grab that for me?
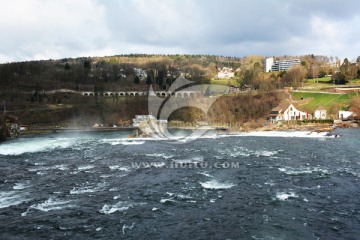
[81,91,202,98]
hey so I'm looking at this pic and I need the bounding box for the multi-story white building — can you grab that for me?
[264,58,301,72]
[264,58,274,72]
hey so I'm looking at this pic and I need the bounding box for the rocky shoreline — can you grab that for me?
[3,120,359,142]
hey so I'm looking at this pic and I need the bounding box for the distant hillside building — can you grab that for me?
[338,110,354,120]
[268,103,311,123]
[134,68,147,80]
[264,57,274,72]
[314,107,327,120]
[264,57,301,72]
[217,67,234,79]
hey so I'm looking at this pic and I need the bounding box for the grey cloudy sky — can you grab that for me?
[1,0,359,63]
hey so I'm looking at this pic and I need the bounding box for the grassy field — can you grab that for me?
[349,79,360,84]
[290,91,355,113]
[304,77,360,90]
[210,76,360,89]
[209,78,240,86]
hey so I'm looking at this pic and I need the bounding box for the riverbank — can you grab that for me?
[19,126,137,137]
[252,122,335,133]
[8,119,360,141]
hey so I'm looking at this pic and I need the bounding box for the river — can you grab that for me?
[0,129,359,239]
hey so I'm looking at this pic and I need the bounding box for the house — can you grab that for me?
[217,67,234,79]
[338,110,354,120]
[133,68,147,80]
[314,107,327,120]
[268,103,311,123]
[19,125,28,131]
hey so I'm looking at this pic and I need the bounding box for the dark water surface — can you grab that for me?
[0,129,359,239]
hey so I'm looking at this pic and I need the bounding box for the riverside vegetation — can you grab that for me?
[1,54,360,132]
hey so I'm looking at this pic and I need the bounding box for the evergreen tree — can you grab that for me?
[134,76,140,84]
[64,63,70,70]
[84,60,91,69]
[146,74,152,85]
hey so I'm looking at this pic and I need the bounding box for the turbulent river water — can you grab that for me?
[0,129,359,239]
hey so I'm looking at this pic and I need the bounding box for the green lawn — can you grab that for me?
[290,91,355,112]
[209,78,239,86]
[304,77,360,88]
[303,77,332,90]
[307,76,332,84]
[349,79,360,84]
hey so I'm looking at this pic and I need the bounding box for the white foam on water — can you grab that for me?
[173,156,204,164]
[337,167,360,177]
[13,181,32,190]
[197,171,213,178]
[279,167,329,175]
[146,162,166,168]
[100,133,218,144]
[160,198,176,203]
[29,197,76,212]
[112,141,145,145]
[217,146,281,159]
[0,137,75,155]
[275,192,298,201]
[264,180,276,187]
[28,164,69,172]
[100,138,146,145]
[165,192,192,200]
[70,182,107,195]
[34,162,46,166]
[77,165,95,171]
[55,164,69,171]
[254,150,279,157]
[122,223,135,235]
[219,131,333,139]
[100,201,145,214]
[145,153,174,159]
[109,187,119,192]
[108,165,131,171]
[216,147,252,158]
[200,179,236,190]
[0,191,31,209]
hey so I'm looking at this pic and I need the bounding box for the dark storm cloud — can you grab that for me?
[0,0,359,63]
